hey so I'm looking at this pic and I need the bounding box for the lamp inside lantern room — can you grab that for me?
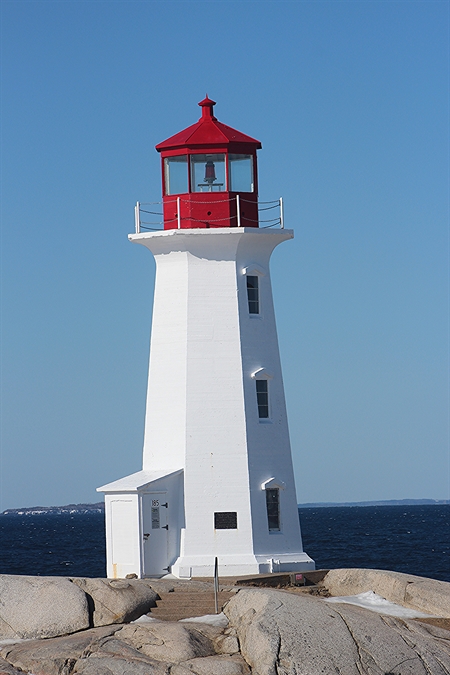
[192,153,225,192]
[204,159,216,185]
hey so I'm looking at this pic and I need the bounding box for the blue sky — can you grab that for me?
[1,0,448,510]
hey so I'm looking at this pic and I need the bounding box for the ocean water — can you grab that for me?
[0,505,448,582]
[299,505,449,582]
[0,512,106,578]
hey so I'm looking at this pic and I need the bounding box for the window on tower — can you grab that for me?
[265,488,280,531]
[164,156,188,195]
[246,275,259,314]
[191,154,226,192]
[256,379,269,419]
[229,155,254,192]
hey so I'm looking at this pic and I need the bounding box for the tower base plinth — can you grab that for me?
[169,552,315,579]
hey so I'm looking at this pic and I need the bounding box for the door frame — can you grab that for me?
[139,490,169,577]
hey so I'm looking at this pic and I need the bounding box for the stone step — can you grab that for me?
[155,592,223,604]
[149,590,234,621]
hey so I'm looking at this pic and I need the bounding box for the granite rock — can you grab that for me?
[74,656,169,674]
[73,633,169,675]
[0,575,90,640]
[0,625,119,675]
[323,568,450,617]
[72,577,159,626]
[116,621,215,663]
[0,656,23,675]
[213,633,240,655]
[172,655,250,675]
[224,587,450,675]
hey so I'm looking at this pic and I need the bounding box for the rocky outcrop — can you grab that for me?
[224,587,450,675]
[322,567,450,616]
[0,625,120,675]
[115,622,216,662]
[0,621,244,675]
[72,577,158,626]
[171,654,250,675]
[1,570,449,674]
[0,575,90,640]
[0,575,159,641]
[0,656,24,675]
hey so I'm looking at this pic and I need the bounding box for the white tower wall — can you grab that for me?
[130,227,313,577]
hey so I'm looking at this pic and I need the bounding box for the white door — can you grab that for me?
[142,492,169,577]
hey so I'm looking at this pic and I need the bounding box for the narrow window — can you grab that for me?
[256,379,269,419]
[247,275,259,314]
[266,488,280,531]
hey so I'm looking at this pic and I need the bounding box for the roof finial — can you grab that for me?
[198,95,217,121]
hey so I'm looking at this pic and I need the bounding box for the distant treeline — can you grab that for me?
[298,499,450,508]
[2,498,449,515]
[1,502,105,515]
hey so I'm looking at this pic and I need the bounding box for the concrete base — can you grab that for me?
[170,552,315,579]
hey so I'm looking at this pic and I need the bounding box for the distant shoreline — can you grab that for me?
[1,498,449,515]
[298,499,450,508]
[1,502,105,516]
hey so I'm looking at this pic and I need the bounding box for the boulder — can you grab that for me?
[116,622,215,663]
[224,587,450,675]
[0,625,119,675]
[213,633,240,655]
[74,656,168,675]
[71,577,159,626]
[0,656,24,675]
[73,633,169,674]
[0,575,89,640]
[322,568,450,616]
[172,655,250,675]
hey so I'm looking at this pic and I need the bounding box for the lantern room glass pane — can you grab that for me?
[229,155,254,192]
[191,154,226,192]
[164,156,188,195]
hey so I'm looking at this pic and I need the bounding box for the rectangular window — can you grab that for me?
[214,512,238,529]
[229,154,254,192]
[246,275,259,314]
[256,379,269,419]
[164,156,188,195]
[191,154,226,192]
[266,488,280,531]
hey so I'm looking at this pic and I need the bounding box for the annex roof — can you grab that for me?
[155,97,262,152]
[97,468,183,493]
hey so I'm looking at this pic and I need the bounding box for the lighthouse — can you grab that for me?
[98,98,314,579]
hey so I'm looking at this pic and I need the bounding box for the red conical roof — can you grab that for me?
[155,97,262,152]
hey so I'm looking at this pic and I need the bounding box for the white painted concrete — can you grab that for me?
[114,228,314,577]
[98,469,183,578]
[98,227,314,577]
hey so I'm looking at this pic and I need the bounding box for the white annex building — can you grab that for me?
[98,97,314,578]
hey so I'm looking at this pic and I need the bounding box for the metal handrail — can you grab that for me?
[214,556,219,614]
[134,197,285,234]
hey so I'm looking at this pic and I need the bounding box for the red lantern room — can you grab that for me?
[155,97,262,229]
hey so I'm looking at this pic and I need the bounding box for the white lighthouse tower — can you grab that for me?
[98,97,314,578]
